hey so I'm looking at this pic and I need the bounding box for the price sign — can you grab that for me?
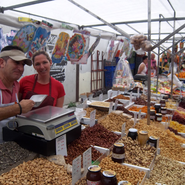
[114,99,118,110]
[90,110,96,127]
[129,92,132,104]
[109,102,113,114]
[157,138,160,155]
[72,155,81,185]
[121,123,126,137]
[56,134,67,156]
[89,94,93,101]
[99,93,103,101]
[138,109,141,120]
[83,148,92,175]
[137,88,140,98]
[134,112,137,126]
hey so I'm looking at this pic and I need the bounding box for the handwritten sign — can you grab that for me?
[114,99,118,110]
[56,134,67,156]
[99,93,103,101]
[109,92,113,99]
[90,110,96,127]
[121,123,126,137]
[109,102,113,114]
[83,148,92,175]
[72,155,81,185]
[138,110,141,120]
[129,92,132,104]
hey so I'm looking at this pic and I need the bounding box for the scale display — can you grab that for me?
[55,117,77,134]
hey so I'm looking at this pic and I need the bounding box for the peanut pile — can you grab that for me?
[144,155,185,185]
[0,158,72,185]
[84,107,108,119]
[135,119,185,162]
[118,137,156,167]
[99,157,145,185]
[98,112,134,132]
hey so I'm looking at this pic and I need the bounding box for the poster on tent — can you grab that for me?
[26,27,51,59]
[12,24,36,53]
[70,30,90,64]
[105,40,119,62]
[67,33,86,64]
[51,32,70,64]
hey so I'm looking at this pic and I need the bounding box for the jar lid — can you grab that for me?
[161,107,167,109]
[88,165,101,172]
[139,130,148,134]
[155,103,161,106]
[156,113,162,116]
[118,181,131,185]
[129,128,138,132]
[103,170,116,177]
[114,143,124,147]
[149,136,158,140]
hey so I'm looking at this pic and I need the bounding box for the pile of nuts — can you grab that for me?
[118,137,156,167]
[98,112,134,132]
[89,101,110,107]
[65,124,120,164]
[84,107,108,119]
[99,157,145,185]
[0,158,72,185]
[135,119,185,162]
[144,155,185,185]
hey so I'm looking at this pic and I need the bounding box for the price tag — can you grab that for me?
[72,155,81,185]
[138,109,141,120]
[134,112,137,126]
[99,93,103,101]
[129,92,132,104]
[121,123,126,137]
[56,134,67,156]
[109,102,113,114]
[157,138,160,155]
[114,99,118,110]
[83,98,87,109]
[110,92,113,99]
[83,147,92,175]
[90,110,96,127]
[75,108,84,112]
[89,94,93,101]
[117,90,120,96]
[137,88,140,98]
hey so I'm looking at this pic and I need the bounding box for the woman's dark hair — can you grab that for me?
[143,55,148,60]
[32,50,51,64]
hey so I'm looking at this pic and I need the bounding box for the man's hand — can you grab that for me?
[19,99,35,113]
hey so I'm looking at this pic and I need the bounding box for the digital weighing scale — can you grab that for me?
[3,106,81,156]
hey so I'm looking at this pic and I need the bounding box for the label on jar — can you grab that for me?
[150,115,155,120]
[87,180,101,185]
[148,142,155,147]
[157,117,162,121]
[161,110,167,114]
[112,153,125,159]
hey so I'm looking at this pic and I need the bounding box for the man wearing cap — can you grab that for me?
[0,45,35,143]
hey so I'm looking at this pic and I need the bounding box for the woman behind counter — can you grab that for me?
[19,50,65,109]
[137,55,148,75]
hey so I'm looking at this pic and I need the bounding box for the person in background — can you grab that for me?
[19,50,65,109]
[0,45,35,143]
[151,53,157,75]
[137,55,148,75]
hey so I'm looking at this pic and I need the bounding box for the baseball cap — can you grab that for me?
[0,49,32,66]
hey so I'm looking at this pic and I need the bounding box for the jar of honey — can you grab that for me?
[160,99,166,107]
[138,131,149,146]
[155,113,162,122]
[147,136,158,148]
[150,110,155,120]
[161,107,167,115]
[87,165,102,185]
[127,128,138,140]
[112,143,125,163]
[154,103,161,113]
[101,170,117,185]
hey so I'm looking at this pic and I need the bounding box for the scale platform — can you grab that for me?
[3,106,81,156]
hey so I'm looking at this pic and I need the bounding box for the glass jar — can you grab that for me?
[161,107,167,115]
[127,128,138,140]
[150,110,155,120]
[155,113,162,122]
[112,143,125,163]
[163,95,169,101]
[87,165,102,185]
[147,136,158,148]
[138,131,149,146]
[101,170,117,185]
[154,103,161,113]
[160,99,166,107]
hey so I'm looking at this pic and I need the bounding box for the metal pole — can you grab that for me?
[68,0,130,38]
[151,23,185,50]
[157,14,161,93]
[147,0,151,125]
